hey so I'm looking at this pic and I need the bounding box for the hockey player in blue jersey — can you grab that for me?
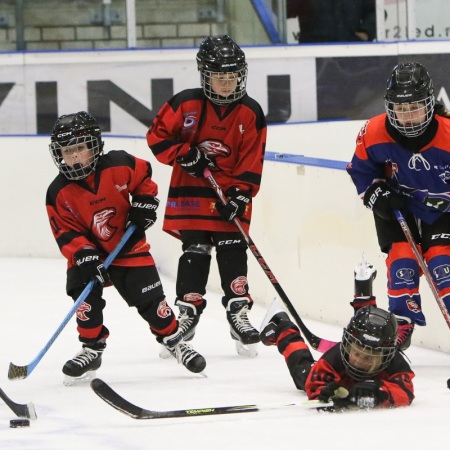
[347,62,450,350]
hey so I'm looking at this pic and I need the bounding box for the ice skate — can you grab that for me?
[62,341,105,386]
[176,300,201,341]
[260,298,290,346]
[161,330,206,373]
[226,297,260,357]
[165,340,206,373]
[354,254,377,297]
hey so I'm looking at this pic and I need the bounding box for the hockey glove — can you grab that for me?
[74,248,110,285]
[349,380,388,409]
[176,146,212,178]
[363,181,406,220]
[318,382,352,409]
[127,195,159,231]
[215,187,251,221]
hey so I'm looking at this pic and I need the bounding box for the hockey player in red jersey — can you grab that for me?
[146,35,267,358]
[347,62,450,351]
[46,111,206,383]
[260,259,414,410]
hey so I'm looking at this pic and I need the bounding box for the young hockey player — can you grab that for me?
[46,111,206,384]
[146,35,267,358]
[260,259,414,410]
[347,62,450,350]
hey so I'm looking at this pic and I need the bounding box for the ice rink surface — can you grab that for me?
[0,258,449,450]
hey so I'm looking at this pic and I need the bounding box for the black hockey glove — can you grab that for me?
[176,146,211,177]
[215,187,251,221]
[127,195,159,231]
[74,248,110,285]
[349,380,388,409]
[318,382,352,409]
[363,181,406,220]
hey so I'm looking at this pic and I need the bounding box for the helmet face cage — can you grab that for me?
[50,136,102,181]
[197,35,248,105]
[200,67,248,105]
[49,111,103,180]
[385,62,435,137]
[340,329,396,380]
[340,306,398,381]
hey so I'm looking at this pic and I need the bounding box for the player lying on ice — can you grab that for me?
[260,258,415,410]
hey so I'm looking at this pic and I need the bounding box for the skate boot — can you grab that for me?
[161,330,206,374]
[62,341,106,386]
[159,299,204,359]
[226,297,260,358]
[351,255,377,312]
[396,315,415,351]
[176,299,204,341]
[260,298,291,346]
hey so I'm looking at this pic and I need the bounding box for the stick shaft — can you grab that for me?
[8,225,137,380]
[204,169,336,351]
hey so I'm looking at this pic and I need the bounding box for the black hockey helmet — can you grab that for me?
[385,62,435,137]
[340,306,398,380]
[196,35,248,105]
[49,111,104,180]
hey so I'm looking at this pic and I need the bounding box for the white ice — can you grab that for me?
[1,257,449,450]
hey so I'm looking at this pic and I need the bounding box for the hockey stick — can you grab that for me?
[8,225,137,380]
[90,378,332,419]
[394,210,450,328]
[0,387,37,419]
[203,169,337,352]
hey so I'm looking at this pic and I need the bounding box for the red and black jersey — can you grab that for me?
[46,150,158,268]
[305,344,415,407]
[278,326,414,407]
[146,88,267,238]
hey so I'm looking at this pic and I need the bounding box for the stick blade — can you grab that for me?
[26,402,38,420]
[8,362,29,380]
[91,378,153,419]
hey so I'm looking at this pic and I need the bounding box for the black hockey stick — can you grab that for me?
[203,169,337,352]
[90,378,332,419]
[394,210,450,328]
[0,387,37,419]
[8,225,137,380]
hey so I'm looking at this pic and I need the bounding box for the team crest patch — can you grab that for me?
[76,302,91,321]
[157,300,172,318]
[231,276,248,296]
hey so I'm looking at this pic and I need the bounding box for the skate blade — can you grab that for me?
[235,341,258,358]
[159,344,172,359]
[63,370,97,386]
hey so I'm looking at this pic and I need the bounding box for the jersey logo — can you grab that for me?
[115,183,128,192]
[197,140,231,163]
[92,208,117,241]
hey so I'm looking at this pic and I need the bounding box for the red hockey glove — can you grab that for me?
[215,187,251,221]
[74,248,110,285]
[127,195,159,231]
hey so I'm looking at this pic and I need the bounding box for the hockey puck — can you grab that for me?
[9,419,30,428]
